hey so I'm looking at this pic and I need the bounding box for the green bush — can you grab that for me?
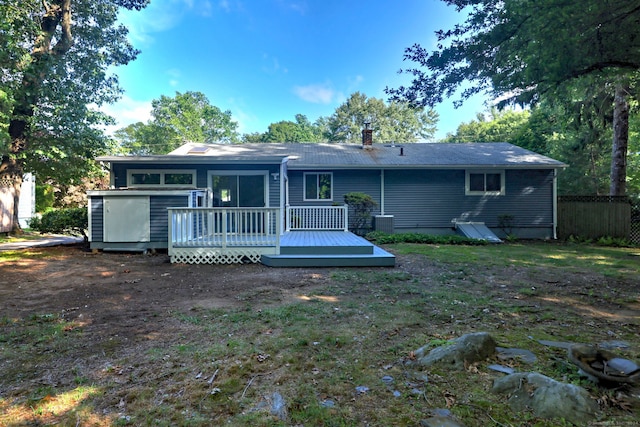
[35,184,55,213]
[344,192,377,235]
[365,231,488,245]
[29,207,88,242]
[567,234,634,247]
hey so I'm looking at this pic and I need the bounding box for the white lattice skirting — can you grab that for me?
[170,248,272,264]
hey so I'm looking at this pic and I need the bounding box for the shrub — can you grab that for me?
[344,192,377,235]
[35,184,55,213]
[365,231,488,245]
[29,207,88,242]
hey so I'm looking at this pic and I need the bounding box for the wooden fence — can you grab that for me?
[557,196,631,240]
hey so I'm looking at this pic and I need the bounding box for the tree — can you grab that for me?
[114,121,175,155]
[387,0,640,195]
[240,114,325,143]
[115,91,240,154]
[263,114,324,142]
[327,92,438,143]
[443,108,531,143]
[0,0,148,232]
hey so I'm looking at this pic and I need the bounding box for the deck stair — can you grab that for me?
[261,231,395,267]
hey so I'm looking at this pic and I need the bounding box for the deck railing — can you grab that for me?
[286,205,348,231]
[168,207,281,249]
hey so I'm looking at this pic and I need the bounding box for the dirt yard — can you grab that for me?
[0,245,337,345]
[1,243,639,426]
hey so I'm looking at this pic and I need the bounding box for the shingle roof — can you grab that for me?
[99,142,565,169]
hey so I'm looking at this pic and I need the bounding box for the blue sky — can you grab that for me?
[104,0,489,140]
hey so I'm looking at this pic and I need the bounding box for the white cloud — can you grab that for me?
[261,54,288,74]
[277,0,308,15]
[348,75,364,89]
[119,0,218,45]
[166,68,182,87]
[100,96,153,134]
[219,0,231,12]
[293,83,335,104]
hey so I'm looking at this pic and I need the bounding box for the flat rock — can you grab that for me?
[420,415,467,427]
[488,364,516,374]
[492,372,600,424]
[537,339,575,349]
[270,392,287,420]
[496,347,537,364]
[414,332,497,370]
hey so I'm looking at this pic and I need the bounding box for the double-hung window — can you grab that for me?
[304,172,332,201]
[465,170,505,195]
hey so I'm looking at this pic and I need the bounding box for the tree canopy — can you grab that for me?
[326,92,438,143]
[387,0,640,108]
[116,91,240,154]
[259,114,324,143]
[241,93,438,144]
[0,0,149,230]
[387,0,640,195]
[443,108,531,144]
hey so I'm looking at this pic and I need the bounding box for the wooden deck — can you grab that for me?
[167,207,394,267]
[261,231,395,267]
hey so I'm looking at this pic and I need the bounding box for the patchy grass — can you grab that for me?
[1,242,639,426]
[0,230,40,243]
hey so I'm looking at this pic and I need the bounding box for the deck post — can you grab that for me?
[274,210,281,252]
[285,205,291,232]
[343,206,349,232]
[167,208,174,255]
[221,208,227,249]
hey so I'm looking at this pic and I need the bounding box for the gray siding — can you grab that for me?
[384,169,554,233]
[89,195,188,244]
[150,196,189,241]
[288,169,381,215]
[90,197,104,241]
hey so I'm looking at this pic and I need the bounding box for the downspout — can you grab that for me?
[380,169,385,215]
[553,169,558,239]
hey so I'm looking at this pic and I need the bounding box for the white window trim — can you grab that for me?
[127,169,197,188]
[465,170,505,196]
[207,170,269,207]
[303,172,333,201]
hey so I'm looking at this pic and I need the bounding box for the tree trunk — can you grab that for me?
[0,1,72,232]
[610,84,629,196]
[0,159,24,234]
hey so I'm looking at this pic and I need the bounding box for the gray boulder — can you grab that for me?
[492,372,600,424]
[420,416,467,427]
[414,332,497,370]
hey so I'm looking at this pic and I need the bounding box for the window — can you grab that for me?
[304,172,332,201]
[128,170,196,187]
[465,170,505,195]
[209,172,267,207]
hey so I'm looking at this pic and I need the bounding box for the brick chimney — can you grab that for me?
[362,121,373,149]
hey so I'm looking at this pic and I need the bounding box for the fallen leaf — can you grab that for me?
[444,391,456,408]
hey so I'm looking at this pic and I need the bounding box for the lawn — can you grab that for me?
[0,241,638,426]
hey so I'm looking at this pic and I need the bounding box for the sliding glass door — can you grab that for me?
[211,173,266,207]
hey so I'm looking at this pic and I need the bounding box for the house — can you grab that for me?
[87,138,565,267]
[1,173,35,233]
